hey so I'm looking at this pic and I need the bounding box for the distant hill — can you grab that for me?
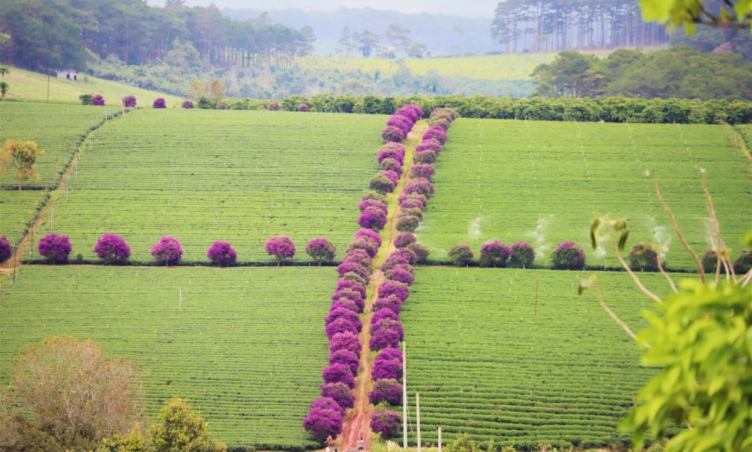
[222,7,499,57]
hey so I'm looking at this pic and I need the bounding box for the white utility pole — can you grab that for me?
[438,427,442,452]
[416,393,421,452]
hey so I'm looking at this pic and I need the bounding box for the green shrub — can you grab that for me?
[79,94,92,105]
[448,244,474,267]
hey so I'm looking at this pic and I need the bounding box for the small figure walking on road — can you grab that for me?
[327,436,334,447]
[358,436,365,451]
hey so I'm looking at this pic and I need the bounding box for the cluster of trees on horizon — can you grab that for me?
[0,0,315,72]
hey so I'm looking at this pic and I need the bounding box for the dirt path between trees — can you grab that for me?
[338,122,427,451]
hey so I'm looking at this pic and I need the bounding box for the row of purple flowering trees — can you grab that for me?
[447,240,589,269]
[304,104,424,445]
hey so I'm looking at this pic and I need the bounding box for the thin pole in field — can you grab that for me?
[416,393,421,452]
[179,287,182,310]
[535,280,539,316]
[403,341,408,449]
[438,427,442,452]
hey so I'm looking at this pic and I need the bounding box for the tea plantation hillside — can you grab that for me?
[417,119,752,270]
[0,103,114,244]
[401,268,671,449]
[32,109,386,262]
[0,266,333,449]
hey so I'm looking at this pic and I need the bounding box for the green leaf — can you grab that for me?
[590,218,602,249]
[742,229,752,248]
[734,0,752,21]
[618,229,630,252]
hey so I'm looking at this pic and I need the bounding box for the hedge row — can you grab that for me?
[223,94,752,125]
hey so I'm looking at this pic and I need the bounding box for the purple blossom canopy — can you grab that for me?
[329,349,360,376]
[413,150,437,165]
[398,192,428,209]
[303,409,342,444]
[407,243,430,263]
[373,296,402,314]
[358,207,388,231]
[92,233,131,263]
[323,363,356,389]
[395,105,420,123]
[122,95,137,108]
[378,281,409,303]
[376,347,403,366]
[330,298,360,314]
[325,308,359,327]
[479,241,511,268]
[387,115,412,134]
[372,357,402,380]
[182,100,194,109]
[371,318,404,342]
[431,118,451,131]
[336,280,366,299]
[381,170,400,185]
[369,173,396,194]
[411,164,436,180]
[404,178,435,198]
[369,379,402,405]
[371,409,401,440]
[385,265,415,286]
[341,271,367,286]
[298,103,310,112]
[0,235,11,263]
[358,199,388,215]
[342,250,374,273]
[423,127,448,144]
[380,158,403,176]
[381,126,406,143]
[329,331,362,356]
[265,236,296,263]
[381,255,409,274]
[382,142,406,154]
[336,261,370,282]
[551,241,586,270]
[394,232,416,249]
[355,228,383,247]
[416,139,442,154]
[206,241,237,267]
[510,241,536,268]
[320,382,355,411]
[150,236,183,264]
[371,308,400,325]
[377,149,404,166]
[92,94,105,106]
[389,248,418,266]
[306,238,337,264]
[348,238,378,259]
[152,97,166,108]
[326,317,361,340]
[311,396,345,416]
[38,234,72,263]
[331,288,365,310]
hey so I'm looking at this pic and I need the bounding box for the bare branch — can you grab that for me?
[741,269,752,288]
[716,253,722,286]
[593,279,649,348]
[652,177,705,283]
[609,225,663,304]
[657,258,678,293]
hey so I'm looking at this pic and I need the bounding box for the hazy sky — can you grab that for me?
[168,0,499,17]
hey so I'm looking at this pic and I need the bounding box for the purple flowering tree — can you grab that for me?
[628,243,661,271]
[337,280,366,299]
[389,248,418,266]
[373,296,402,314]
[369,173,396,194]
[371,308,399,325]
[381,255,409,274]
[358,199,388,215]
[378,281,409,302]
[207,241,237,267]
[341,272,367,287]
[430,118,451,131]
[376,347,403,365]
[182,100,194,109]
[336,261,370,282]
[398,192,427,208]
[411,163,436,180]
[355,228,383,247]
[122,95,137,108]
[377,149,404,165]
[92,233,131,264]
[372,356,402,380]
[369,379,402,405]
[312,397,345,416]
[323,363,356,389]
[394,232,416,249]
[385,265,415,286]
[331,288,365,312]
[152,98,167,109]
[265,236,296,265]
[0,235,11,263]
[510,242,535,268]
[381,170,400,185]
[381,158,403,175]
[381,126,406,143]
[413,150,437,165]
[407,243,430,263]
[551,241,586,270]
[371,409,401,440]
[330,298,359,314]
[306,238,337,265]
[448,244,474,267]
[298,103,310,112]
[395,105,420,123]
[348,238,378,259]
[343,250,374,273]
[387,115,412,134]
[38,234,72,263]
[479,241,511,268]
[404,178,435,198]
[329,331,362,356]
[396,215,420,233]
[372,318,404,340]
[303,399,343,443]
[320,382,355,410]
[329,349,360,376]
[416,139,442,154]
[326,318,361,340]
[150,236,183,264]
[92,94,105,106]
[358,207,388,231]
[423,127,447,144]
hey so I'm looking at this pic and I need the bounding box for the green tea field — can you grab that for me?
[33,109,385,262]
[417,119,752,270]
[0,266,333,449]
[401,267,670,448]
[0,102,114,244]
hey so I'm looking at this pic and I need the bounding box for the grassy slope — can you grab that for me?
[0,102,113,244]
[417,119,752,270]
[1,66,183,106]
[401,267,670,448]
[299,51,612,81]
[35,109,385,262]
[0,266,332,449]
